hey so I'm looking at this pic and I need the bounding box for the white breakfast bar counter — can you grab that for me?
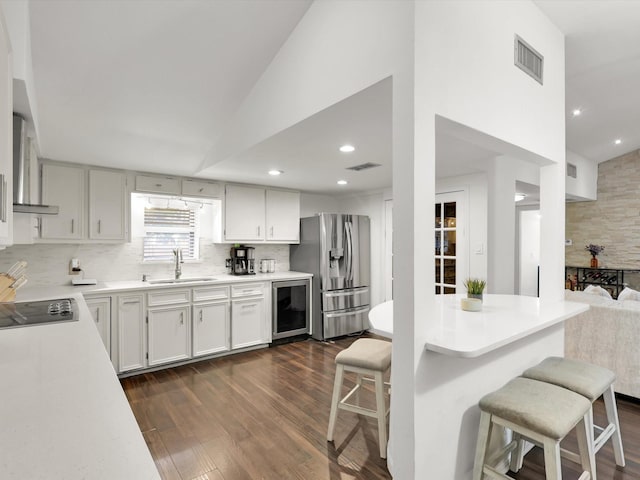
[369,294,589,479]
[0,271,312,480]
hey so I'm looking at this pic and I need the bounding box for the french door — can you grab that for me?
[435,191,467,294]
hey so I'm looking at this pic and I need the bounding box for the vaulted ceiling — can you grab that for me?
[22,1,640,194]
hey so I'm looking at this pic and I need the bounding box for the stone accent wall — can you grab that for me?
[566,149,640,269]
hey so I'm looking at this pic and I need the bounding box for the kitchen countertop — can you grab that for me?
[16,271,313,301]
[0,293,160,479]
[366,295,589,357]
[425,294,589,357]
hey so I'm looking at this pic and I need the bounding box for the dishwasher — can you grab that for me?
[272,279,310,341]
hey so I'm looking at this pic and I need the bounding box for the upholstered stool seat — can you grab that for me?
[327,338,391,458]
[473,377,596,480]
[521,356,625,468]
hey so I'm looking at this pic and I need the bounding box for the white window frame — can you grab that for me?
[142,201,200,263]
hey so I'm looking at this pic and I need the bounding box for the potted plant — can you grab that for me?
[585,244,605,268]
[464,278,486,301]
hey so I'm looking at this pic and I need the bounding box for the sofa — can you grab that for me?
[564,289,640,399]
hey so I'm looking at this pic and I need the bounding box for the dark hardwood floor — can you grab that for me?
[121,337,640,480]
[121,335,391,480]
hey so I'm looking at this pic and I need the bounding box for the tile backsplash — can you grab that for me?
[0,239,290,287]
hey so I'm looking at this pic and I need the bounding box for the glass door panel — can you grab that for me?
[435,192,466,295]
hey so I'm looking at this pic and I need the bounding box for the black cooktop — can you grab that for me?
[0,298,78,330]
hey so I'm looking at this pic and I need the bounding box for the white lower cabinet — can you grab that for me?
[148,305,191,366]
[193,301,230,357]
[84,296,111,354]
[117,294,146,373]
[231,296,267,349]
[112,281,272,376]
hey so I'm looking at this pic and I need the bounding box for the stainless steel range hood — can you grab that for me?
[13,115,58,215]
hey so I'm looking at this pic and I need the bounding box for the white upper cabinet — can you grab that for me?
[221,185,300,244]
[224,184,266,241]
[40,163,128,243]
[266,190,300,243]
[135,174,180,195]
[41,163,85,240]
[181,179,221,198]
[0,16,12,247]
[89,169,126,240]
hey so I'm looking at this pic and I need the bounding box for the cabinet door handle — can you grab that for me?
[180,312,184,325]
[121,300,139,305]
[257,226,261,237]
[199,310,203,322]
[71,219,74,233]
[98,220,101,234]
[270,226,273,237]
[95,309,100,323]
[155,183,162,188]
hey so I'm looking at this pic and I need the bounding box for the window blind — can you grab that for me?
[143,207,198,262]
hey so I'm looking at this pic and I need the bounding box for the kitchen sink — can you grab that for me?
[148,277,217,285]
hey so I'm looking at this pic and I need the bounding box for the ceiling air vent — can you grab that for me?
[346,162,381,172]
[514,35,543,85]
[567,162,577,178]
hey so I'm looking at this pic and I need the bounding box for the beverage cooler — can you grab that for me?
[272,279,310,340]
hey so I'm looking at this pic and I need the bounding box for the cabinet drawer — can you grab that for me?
[148,289,190,306]
[135,174,181,194]
[193,285,229,302]
[181,179,221,198]
[231,283,265,298]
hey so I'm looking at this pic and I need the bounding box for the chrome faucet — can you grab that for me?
[173,248,184,279]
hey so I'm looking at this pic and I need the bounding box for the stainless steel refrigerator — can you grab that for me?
[290,214,370,340]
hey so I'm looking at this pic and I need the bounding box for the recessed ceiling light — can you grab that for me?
[339,144,355,153]
[268,169,283,176]
[515,193,526,202]
[572,108,582,116]
[614,139,622,145]
[337,180,348,185]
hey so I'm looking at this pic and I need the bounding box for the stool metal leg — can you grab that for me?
[327,364,344,442]
[603,385,625,467]
[374,370,387,459]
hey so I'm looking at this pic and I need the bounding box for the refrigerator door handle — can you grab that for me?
[345,221,353,282]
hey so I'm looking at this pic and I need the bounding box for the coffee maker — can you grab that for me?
[229,245,255,275]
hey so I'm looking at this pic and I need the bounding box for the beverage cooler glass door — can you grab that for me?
[272,280,310,340]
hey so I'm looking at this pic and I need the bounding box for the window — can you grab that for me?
[143,206,199,262]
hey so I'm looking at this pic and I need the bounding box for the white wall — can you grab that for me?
[200,0,412,173]
[299,192,340,218]
[414,1,565,477]
[437,173,488,282]
[0,0,39,136]
[566,149,598,201]
[518,208,541,296]
[339,191,385,307]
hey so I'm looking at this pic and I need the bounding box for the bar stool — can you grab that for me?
[519,356,624,470]
[327,338,391,458]
[473,377,596,480]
